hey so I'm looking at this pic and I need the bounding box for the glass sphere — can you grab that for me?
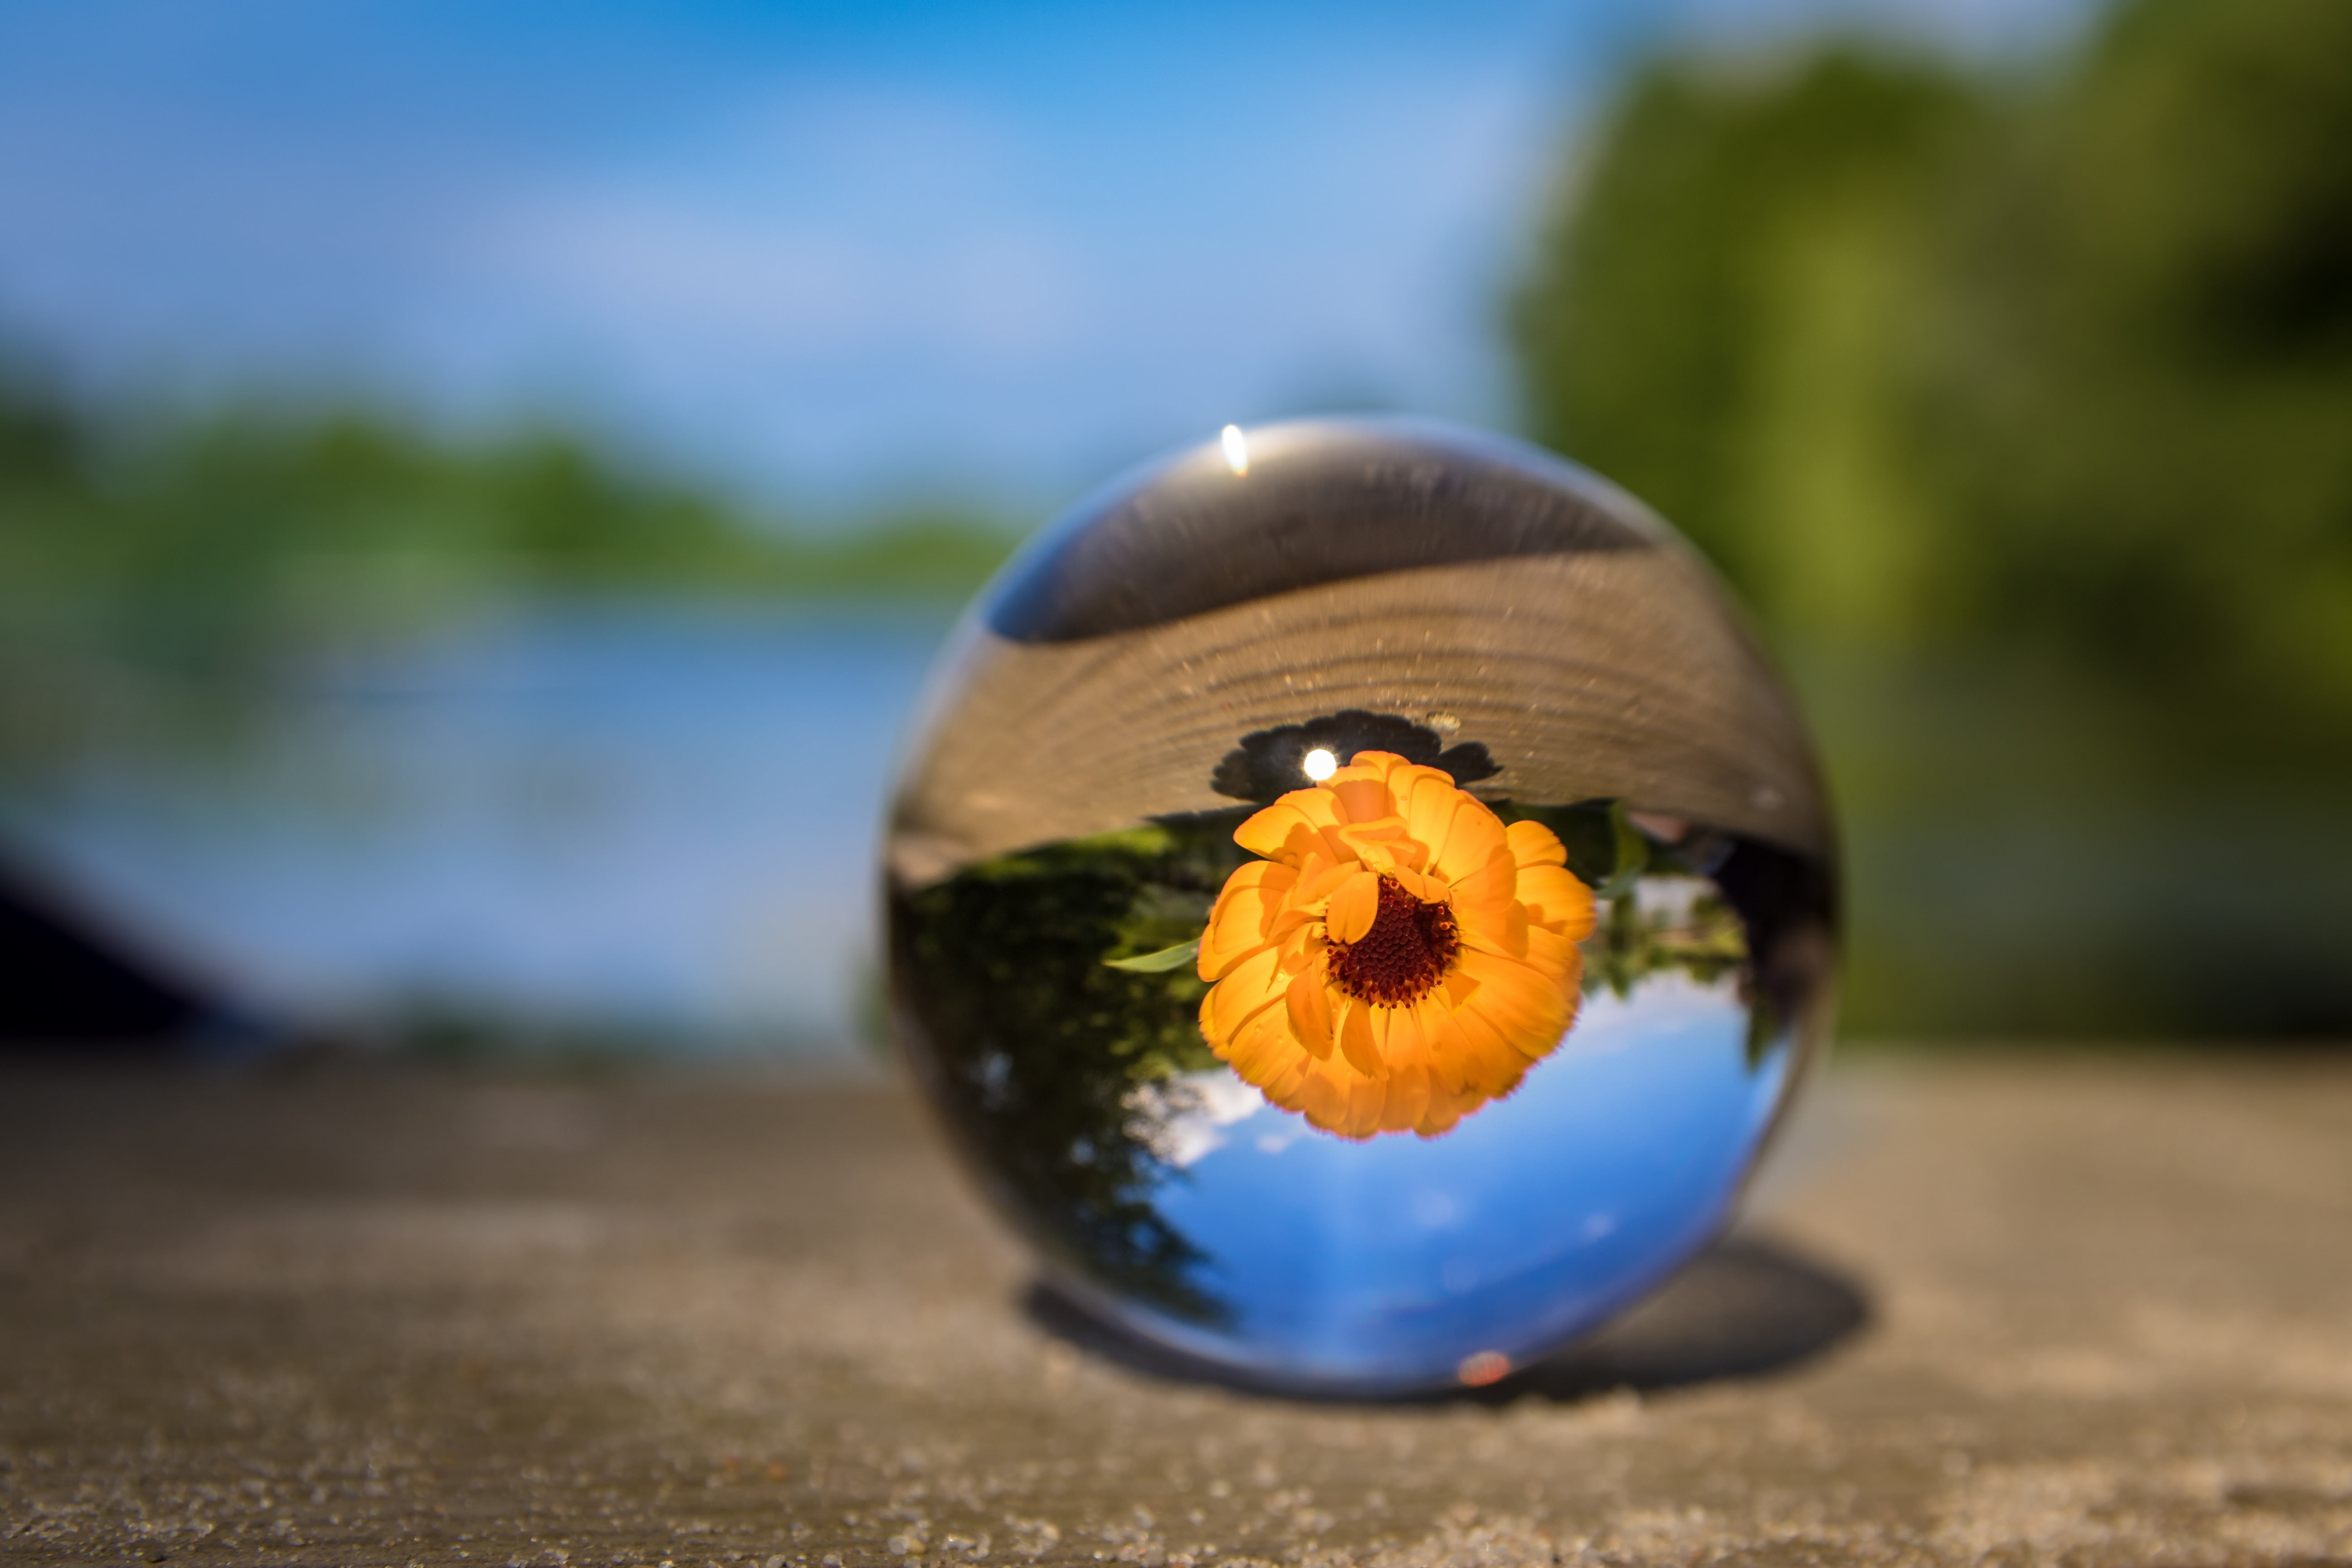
[886,417,1836,1395]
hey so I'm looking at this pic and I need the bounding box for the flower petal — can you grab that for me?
[1522,923,1581,980]
[1335,995,1386,1078]
[1225,859,1299,893]
[1336,1067,1383,1142]
[1290,1058,1349,1131]
[1431,795,1508,882]
[1293,856,1357,910]
[1368,999,1427,1072]
[1202,943,1289,1044]
[1458,897,1530,960]
[1326,869,1383,944]
[1285,968,1334,1060]
[1379,1061,1431,1135]
[1448,844,1519,914]
[1401,769,1466,870]
[1328,772,1393,825]
[1386,864,1446,904]
[1270,904,1318,942]
[1422,993,1473,1097]
[1199,867,1298,979]
[1315,823,1367,867]
[1217,1000,1293,1077]
[1379,766,1452,862]
[1457,948,1571,1059]
[1414,1087,1472,1139]
[1257,1048,1312,1111]
[1515,864,1597,941]
[1385,760,1453,796]
[1435,999,1538,1097]
[1507,818,1568,869]
[1234,788,1342,861]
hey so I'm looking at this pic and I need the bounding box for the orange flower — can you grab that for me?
[1196,750,1597,1140]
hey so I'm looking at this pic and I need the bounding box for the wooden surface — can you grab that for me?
[888,551,1827,890]
[3,1053,2350,1567]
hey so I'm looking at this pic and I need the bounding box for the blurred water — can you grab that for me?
[0,603,950,1056]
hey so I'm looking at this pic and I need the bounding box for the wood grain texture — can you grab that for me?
[891,550,1827,889]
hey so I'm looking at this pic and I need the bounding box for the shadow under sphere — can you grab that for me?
[1024,1231,1870,1406]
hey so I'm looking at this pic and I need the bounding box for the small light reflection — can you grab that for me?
[1302,747,1337,781]
[1220,424,1250,475]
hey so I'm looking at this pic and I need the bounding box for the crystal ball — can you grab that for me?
[885,417,1837,1395]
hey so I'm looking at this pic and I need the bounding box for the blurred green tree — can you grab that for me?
[1922,0,2352,742]
[1514,49,1982,650]
[1512,0,2352,1037]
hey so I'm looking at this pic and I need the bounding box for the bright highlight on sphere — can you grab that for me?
[1220,424,1249,475]
[885,416,1837,1395]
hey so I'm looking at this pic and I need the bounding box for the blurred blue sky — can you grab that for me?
[0,0,2087,514]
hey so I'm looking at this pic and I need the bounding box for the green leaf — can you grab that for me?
[1103,937,1202,974]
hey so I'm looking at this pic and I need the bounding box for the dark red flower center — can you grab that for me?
[1327,876,1460,1007]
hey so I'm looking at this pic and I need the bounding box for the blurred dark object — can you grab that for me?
[0,848,249,1050]
[1513,0,2352,1039]
[1210,709,1497,804]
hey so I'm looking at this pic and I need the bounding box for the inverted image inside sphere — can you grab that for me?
[886,416,1836,1396]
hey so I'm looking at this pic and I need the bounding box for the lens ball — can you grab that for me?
[886,417,1836,1395]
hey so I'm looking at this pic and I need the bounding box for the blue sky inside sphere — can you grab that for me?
[0,0,2091,516]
